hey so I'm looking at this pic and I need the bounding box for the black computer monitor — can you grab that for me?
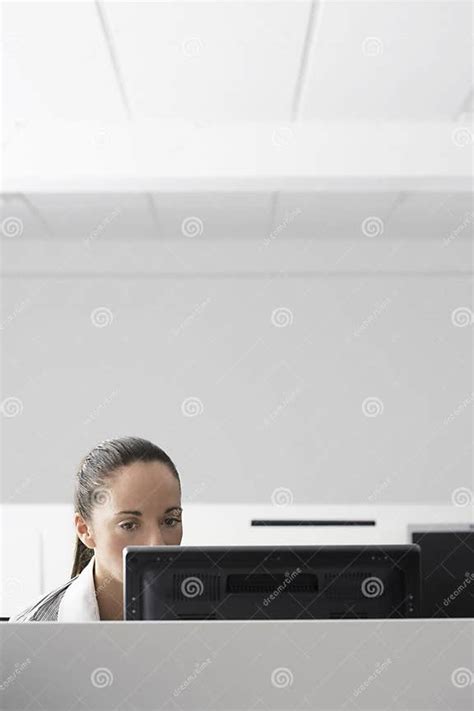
[409,524,474,618]
[123,544,421,620]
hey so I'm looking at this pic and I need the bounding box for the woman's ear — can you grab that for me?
[74,512,96,549]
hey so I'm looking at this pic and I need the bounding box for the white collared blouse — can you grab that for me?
[8,555,100,622]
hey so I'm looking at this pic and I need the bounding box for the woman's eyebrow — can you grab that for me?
[114,506,183,516]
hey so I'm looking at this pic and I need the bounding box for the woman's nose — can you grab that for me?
[146,531,165,546]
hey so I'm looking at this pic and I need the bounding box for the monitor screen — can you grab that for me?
[123,544,421,621]
[409,525,474,618]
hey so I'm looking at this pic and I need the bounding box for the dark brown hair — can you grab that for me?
[71,436,181,578]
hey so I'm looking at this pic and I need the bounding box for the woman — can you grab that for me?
[9,436,183,622]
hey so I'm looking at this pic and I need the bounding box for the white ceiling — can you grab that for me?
[2,0,472,130]
[1,1,472,234]
[2,1,127,127]
[300,0,472,121]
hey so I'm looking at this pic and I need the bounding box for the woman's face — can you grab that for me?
[76,460,183,583]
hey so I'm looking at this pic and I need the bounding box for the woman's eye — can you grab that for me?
[119,521,138,531]
[165,518,181,528]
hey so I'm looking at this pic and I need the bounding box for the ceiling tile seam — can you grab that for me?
[146,193,163,239]
[385,191,411,222]
[19,195,55,239]
[146,194,193,270]
[95,0,134,121]
[266,192,280,239]
[453,86,474,122]
[291,0,324,122]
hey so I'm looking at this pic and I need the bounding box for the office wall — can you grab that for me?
[2,502,472,618]
[1,202,472,507]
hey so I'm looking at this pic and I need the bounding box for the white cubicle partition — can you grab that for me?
[2,619,473,711]
[1,503,472,619]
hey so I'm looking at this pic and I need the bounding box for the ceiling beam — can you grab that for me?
[2,120,472,193]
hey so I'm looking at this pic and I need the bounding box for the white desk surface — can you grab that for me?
[1,618,473,711]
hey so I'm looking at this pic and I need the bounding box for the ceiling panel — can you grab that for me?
[1,192,274,241]
[2,0,128,131]
[100,0,311,120]
[387,192,474,241]
[24,193,158,240]
[152,191,273,239]
[301,0,472,120]
[2,192,471,243]
[272,191,400,240]
[0,194,50,240]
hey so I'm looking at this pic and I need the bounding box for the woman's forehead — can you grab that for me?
[108,462,180,504]
[117,459,175,477]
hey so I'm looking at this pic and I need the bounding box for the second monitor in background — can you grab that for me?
[409,524,474,618]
